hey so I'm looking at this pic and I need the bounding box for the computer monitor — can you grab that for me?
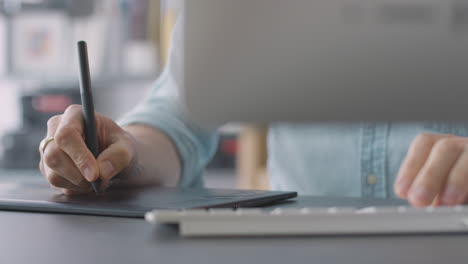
[183,0,468,125]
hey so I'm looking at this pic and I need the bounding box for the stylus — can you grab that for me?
[77,41,101,194]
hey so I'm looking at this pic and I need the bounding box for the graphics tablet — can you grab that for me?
[0,182,297,218]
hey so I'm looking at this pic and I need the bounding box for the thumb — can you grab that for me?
[97,138,135,181]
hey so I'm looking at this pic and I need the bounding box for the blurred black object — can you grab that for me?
[1,86,80,169]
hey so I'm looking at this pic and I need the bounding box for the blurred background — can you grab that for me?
[0,0,244,189]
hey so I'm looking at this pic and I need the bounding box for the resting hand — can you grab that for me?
[394,133,468,207]
[39,105,137,195]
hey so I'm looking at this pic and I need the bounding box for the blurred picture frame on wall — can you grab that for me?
[12,12,67,76]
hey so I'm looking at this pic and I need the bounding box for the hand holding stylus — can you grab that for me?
[38,40,182,195]
[38,106,138,195]
[38,41,139,195]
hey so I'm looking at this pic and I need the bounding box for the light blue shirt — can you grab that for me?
[119,16,468,197]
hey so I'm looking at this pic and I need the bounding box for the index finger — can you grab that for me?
[54,105,99,182]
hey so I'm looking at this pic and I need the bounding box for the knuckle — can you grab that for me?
[116,147,132,165]
[47,115,61,128]
[414,133,435,146]
[64,104,82,114]
[55,127,77,147]
[43,145,62,169]
[433,138,459,154]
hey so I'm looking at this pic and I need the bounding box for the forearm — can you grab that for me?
[122,124,182,187]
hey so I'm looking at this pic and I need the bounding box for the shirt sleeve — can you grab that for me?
[118,15,219,188]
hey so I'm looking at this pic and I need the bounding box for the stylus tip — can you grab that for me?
[91,180,101,194]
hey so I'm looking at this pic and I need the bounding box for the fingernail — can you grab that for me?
[442,185,465,205]
[83,167,95,182]
[409,187,433,205]
[100,161,115,180]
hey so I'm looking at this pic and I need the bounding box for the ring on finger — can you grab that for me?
[40,137,55,155]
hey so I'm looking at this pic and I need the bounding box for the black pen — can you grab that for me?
[77,41,101,193]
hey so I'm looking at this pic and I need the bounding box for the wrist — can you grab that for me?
[123,124,182,186]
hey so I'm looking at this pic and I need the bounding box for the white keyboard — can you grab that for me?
[145,206,468,237]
